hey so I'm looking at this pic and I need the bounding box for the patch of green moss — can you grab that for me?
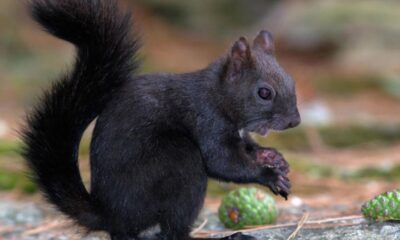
[0,168,37,194]
[343,164,400,181]
[314,75,383,96]
[138,1,189,28]
[252,128,310,151]
[0,139,92,157]
[136,0,276,35]
[253,124,400,151]
[0,169,18,190]
[207,180,233,197]
[320,125,400,148]
[0,140,21,156]
[287,156,400,182]
[286,155,335,178]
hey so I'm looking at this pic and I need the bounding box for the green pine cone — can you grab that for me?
[362,189,400,221]
[218,187,278,229]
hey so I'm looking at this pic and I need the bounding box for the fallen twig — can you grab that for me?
[287,212,309,240]
[193,215,365,238]
[22,219,72,236]
[191,219,208,234]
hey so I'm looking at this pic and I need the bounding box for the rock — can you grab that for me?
[0,202,43,226]
[208,221,400,240]
[82,232,110,240]
[379,225,400,236]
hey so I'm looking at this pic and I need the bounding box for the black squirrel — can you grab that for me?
[22,0,300,240]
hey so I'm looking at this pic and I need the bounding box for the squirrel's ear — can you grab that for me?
[226,37,252,80]
[253,30,274,54]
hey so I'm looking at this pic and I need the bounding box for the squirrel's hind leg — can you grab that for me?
[138,232,257,240]
[110,233,138,240]
[195,232,257,240]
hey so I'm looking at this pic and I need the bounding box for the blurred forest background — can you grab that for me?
[0,0,400,238]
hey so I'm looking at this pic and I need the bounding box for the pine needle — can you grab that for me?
[287,212,309,240]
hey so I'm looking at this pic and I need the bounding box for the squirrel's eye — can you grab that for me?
[258,88,272,100]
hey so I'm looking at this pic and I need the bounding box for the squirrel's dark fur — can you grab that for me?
[22,1,300,240]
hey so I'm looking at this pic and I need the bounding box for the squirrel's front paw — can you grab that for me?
[256,148,291,199]
[256,148,289,173]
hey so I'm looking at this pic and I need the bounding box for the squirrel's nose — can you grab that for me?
[287,111,301,129]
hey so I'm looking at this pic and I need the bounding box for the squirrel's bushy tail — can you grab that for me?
[22,0,140,230]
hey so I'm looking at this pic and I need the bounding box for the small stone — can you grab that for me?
[290,196,303,207]
[0,202,42,226]
[380,225,398,235]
